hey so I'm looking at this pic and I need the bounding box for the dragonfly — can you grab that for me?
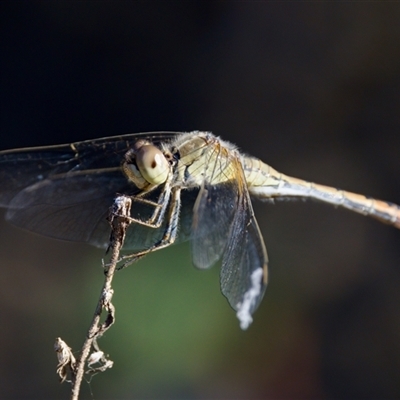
[0,131,399,329]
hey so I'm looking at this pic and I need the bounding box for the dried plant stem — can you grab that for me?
[67,196,132,400]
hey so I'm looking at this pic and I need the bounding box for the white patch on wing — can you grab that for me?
[236,267,264,330]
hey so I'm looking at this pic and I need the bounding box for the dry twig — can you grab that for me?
[54,196,132,400]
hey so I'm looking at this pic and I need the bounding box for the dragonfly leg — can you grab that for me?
[131,177,173,226]
[120,187,182,266]
[114,181,172,229]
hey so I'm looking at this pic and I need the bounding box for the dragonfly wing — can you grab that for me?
[189,140,268,327]
[6,170,130,248]
[0,132,181,249]
[191,181,237,269]
[0,132,178,207]
[220,157,268,329]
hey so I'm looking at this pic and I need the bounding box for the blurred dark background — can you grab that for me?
[2,2,400,399]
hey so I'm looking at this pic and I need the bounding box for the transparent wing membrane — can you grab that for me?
[219,158,267,327]
[191,144,268,323]
[191,181,237,269]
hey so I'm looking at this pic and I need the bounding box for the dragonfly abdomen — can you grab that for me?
[304,181,400,228]
[243,156,400,228]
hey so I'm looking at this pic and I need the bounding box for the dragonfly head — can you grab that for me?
[122,140,170,189]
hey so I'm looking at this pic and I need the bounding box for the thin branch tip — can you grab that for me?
[55,196,132,399]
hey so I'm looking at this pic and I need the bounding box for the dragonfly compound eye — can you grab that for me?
[135,144,170,185]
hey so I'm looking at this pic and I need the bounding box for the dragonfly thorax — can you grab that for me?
[122,141,170,189]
